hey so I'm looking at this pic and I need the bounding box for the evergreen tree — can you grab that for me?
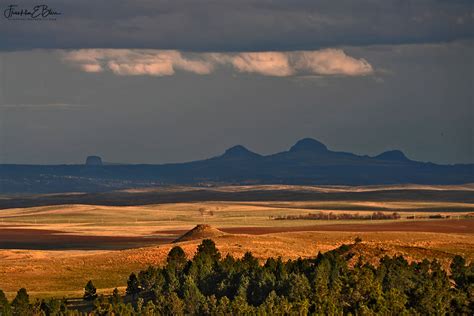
[450,255,471,290]
[164,292,185,315]
[142,300,156,316]
[93,294,112,314]
[111,287,122,306]
[201,295,218,315]
[83,280,98,301]
[189,239,221,295]
[167,246,188,271]
[0,289,11,316]
[138,266,159,292]
[286,272,311,302]
[312,256,331,308]
[247,268,276,306]
[39,298,66,316]
[194,239,221,262]
[3,239,471,315]
[126,272,141,300]
[11,288,30,316]
[216,296,232,315]
[241,251,259,270]
[163,267,181,294]
[181,275,205,314]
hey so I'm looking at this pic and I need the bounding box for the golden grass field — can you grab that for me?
[0,185,473,299]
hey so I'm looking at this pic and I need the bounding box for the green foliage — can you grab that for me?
[451,255,473,290]
[163,292,185,315]
[11,288,30,316]
[194,239,221,262]
[111,287,121,306]
[39,297,68,315]
[3,240,473,315]
[167,246,188,271]
[93,294,113,314]
[83,280,98,301]
[0,289,12,316]
[126,272,141,298]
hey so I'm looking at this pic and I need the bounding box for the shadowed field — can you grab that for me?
[1,219,472,250]
[1,184,474,209]
[0,228,174,250]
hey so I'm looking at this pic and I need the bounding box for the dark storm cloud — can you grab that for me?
[1,0,473,51]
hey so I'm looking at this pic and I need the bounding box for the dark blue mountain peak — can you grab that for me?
[290,138,328,153]
[85,155,103,166]
[375,150,410,162]
[221,145,261,158]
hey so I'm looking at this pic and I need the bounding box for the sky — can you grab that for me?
[0,0,472,164]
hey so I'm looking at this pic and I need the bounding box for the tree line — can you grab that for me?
[0,239,473,315]
[274,211,401,221]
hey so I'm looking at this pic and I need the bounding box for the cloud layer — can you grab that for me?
[61,49,373,77]
[1,1,473,51]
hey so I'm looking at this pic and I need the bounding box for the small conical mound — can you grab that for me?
[174,224,227,243]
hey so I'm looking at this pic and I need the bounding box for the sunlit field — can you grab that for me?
[0,185,473,299]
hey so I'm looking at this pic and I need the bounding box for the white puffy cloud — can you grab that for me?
[61,49,373,77]
[293,49,373,76]
[62,49,213,76]
[81,64,103,72]
[226,52,293,76]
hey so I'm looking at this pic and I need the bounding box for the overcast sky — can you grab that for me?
[0,1,472,164]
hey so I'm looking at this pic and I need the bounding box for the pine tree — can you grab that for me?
[138,266,158,292]
[167,246,188,271]
[83,280,98,301]
[286,273,311,302]
[194,239,221,262]
[111,287,122,305]
[142,300,156,316]
[94,294,112,314]
[11,288,30,316]
[2,238,470,315]
[182,275,205,314]
[39,298,66,316]
[126,272,141,300]
[189,239,222,295]
[451,255,469,290]
[164,292,185,315]
[0,289,11,316]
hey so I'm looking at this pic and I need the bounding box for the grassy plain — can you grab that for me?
[0,184,473,299]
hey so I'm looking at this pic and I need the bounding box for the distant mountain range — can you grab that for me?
[0,138,472,193]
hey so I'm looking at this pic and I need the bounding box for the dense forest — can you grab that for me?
[1,239,473,315]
